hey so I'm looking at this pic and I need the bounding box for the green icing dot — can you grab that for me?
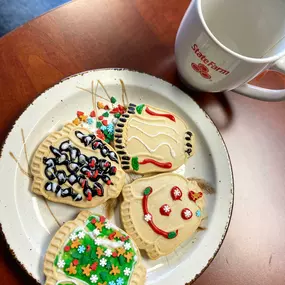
[96,121,102,128]
[168,231,177,239]
[144,187,152,196]
[131,157,139,171]
[111,96,117,104]
[100,271,108,281]
[118,255,125,265]
[136,104,145,114]
[114,112,121,118]
[102,112,109,117]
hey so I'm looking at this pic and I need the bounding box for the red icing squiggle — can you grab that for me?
[139,159,172,169]
[145,106,176,122]
[142,187,178,239]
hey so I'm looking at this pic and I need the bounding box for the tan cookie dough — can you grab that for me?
[121,173,205,259]
[114,103,194,174]
[31,123,125,208]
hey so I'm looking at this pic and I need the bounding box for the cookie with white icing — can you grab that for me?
[114,103,194,174]
[31,123,125,208]
[44,211,146,285]
[121,173,205,259]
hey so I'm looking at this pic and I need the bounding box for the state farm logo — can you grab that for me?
[191,44,230,79]
[191,63,211,79]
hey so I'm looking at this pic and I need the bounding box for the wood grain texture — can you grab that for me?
[0,0,285,284]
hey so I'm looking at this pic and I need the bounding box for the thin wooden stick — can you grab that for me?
[120,79,129,107]
[9,152,33,178]
[76,86,110,103]
[97,80,112,101]
[43,198,61,227]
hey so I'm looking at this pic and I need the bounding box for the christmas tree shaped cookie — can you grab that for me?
[31,123,125,208]
[121,173,205,259]
[44,211,146,285]
[113,103,194,174]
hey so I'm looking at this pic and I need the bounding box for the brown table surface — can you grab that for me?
[1,0,285,284]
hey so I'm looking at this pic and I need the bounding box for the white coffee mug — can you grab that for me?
[175,0,285,101]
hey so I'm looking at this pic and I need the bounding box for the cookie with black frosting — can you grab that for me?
[31,123,125,208]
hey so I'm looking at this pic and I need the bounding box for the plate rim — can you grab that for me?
[0,68,234,285]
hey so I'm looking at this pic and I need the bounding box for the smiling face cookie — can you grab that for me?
[113,103,194,174]
[31,123,125,208]
[121,173,205,259]
[44,211,146,285]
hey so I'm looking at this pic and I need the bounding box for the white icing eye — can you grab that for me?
[181,208,193,220]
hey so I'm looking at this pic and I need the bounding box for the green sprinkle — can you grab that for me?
[81,254,90,264]
[144,187,152,196]
[100,271,108,281]
[136,104,145,114]
[106,261,112,270]
[111,96,117,104]
[72,251,82,259]
[168,231,177,239]
[91,250,97,260]
[102,112,109,117]
[118,255,125,265]
[96,121,102,128]
[105,138,110,144]
[114,113,121,118]
[86,223,95,231]
[131,157,139,171]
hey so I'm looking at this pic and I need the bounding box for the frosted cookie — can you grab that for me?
[121,173,205,259]
[31,123,125,208]
[114,103,194,174]
[44,211,146,285]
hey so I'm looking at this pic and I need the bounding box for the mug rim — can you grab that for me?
[197,0,285,63]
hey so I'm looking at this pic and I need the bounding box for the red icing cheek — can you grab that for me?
[171,186,182,200]
[160,204,172,216]
[181,208,193,220]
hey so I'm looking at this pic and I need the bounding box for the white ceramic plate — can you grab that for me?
[0,69,233,285]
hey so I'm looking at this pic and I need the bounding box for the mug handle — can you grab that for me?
[233,57,285,101]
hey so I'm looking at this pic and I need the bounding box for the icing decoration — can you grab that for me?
[130,118,178,134]
[160,204,171,216]
[90,275,98,283]
[66,264,77,275]
[82,264,92,276]
[127,136,176,158]
[189,191,203,202]
[64,246,71,252]
[90,111,96,117]
[142,187,178,239]
[145,106,176,122]
[73,118,80,126]
[196,209,201,217]
[71,239,80,249]
[131,157,139,171]
[110,265,120,275]
[117,278,124,285]
[129,123,178,142]
[136,104,145,114]
[77,111,84,117]
[138,159,172,169]
[181,208,193,220]
[97,102,104,109]
[171,186,182,201]
[54,214,138,285]
[43,130,120,203]
[111,96,117,104]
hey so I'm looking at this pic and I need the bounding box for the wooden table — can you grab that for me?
[1,0,285,284]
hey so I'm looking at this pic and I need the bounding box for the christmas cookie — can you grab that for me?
[121,173,205,259]
[44,211,146,285]
[31,123,125,208]
[113,103,194,174]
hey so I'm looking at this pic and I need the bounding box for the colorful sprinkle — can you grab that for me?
[116,277,124,285]
[102,112,109,117]
[196,209,201,217]
[87,117,94,125]
[80,114,88,122]
[114,113,121,118]
[72,118,81,126]
[77,111,84,117]
[104,105,110,110]
[73,259,79,266]
[97,102,104,109]
[90,110,96,117]
[107,124,114,133]
[96,121,102,128]
[98,115,104,120]
[64,245,70,252]
[111,96,117,103]
[90,262,98,271]
[90,274,98,283]
[78,245,86,253]
[102,120,108,126]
